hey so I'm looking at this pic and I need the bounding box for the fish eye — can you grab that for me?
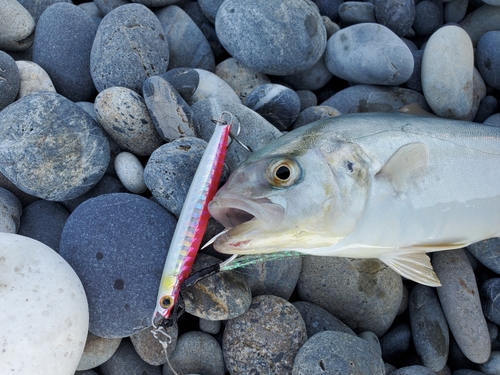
[160,295,174,309]
[266,158,301,188]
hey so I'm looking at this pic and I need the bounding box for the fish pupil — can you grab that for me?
[276,166,291,181]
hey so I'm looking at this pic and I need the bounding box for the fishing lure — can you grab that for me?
[152,112,233,328]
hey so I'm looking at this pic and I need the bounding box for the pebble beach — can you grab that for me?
[1,0,500,374]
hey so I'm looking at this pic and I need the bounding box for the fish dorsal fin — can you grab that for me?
[376,142,428,193]
[397,103,437,117]
[379,250,442,287]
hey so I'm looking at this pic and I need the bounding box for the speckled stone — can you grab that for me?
[433,249,491,364]
[223,295,307,374]
[375,0,415,37]
[32,3,97,102]
[199,318,221,335]
[338,2,376,26]
[292,331,385,375]
[59,193,177,338]
[0,187,22,234]
[468,238,500,274]
[159,68,199,102]
[15,60,55,99]
[130,323,178,366]
[114,152,146,194]
[0,91,110,201]
[215,0,326,75]
[380,323,412,363]
[0,172,39,208]
[413,1,442,37]
[0,51,20,110]
[99,339,161,375]
[142,75,196,142]
[459,5,500,46]
[292,105,340,129]
[188,69,240,106]
[77,332,121,371]
[94,86,164,156]
[0,0,35,51]
[391,365,436,374]
[297,256,403,336]
[90,4,169,93]
[163,331,225,375]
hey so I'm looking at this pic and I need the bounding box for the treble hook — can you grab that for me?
[211,111,253,153]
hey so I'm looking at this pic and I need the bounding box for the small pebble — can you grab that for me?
[296,90,318,111]
[375,0,415,37]
[314,0,343,20]
[0,51,20,110]
[380,323,412,363]
[78,2,101,18]
[412,1,442,37]
[99,339,161,375]
[77,332,122,371]
[188,69,241,106]
[0,171,39,207]
[476,31,500,91]
[338,2,376,26]
[459,5,500,46]
[474,96,499,123]
[398,284,409,315]
[359,331,383,356]
[391,365,436,375]
[197,0,223,23]
[114,152,147,194]
[488,321,499,342]
[15,60,55,99]
[0,187,22,233]
[468,239,500,274]
[93,0,129,17]
[292,105,340,129]
[130,323,178,366]
[444,0,468,23]
[199,318,221,335]
[18,0,70,22]
[481,278,500,326]
[0,0,35,51]
[160,67,199,103]
[484,114,500,127]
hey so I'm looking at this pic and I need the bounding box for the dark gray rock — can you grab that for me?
[0,187,22,233]
[296,90,318,111]
[0,91,110,201]
[453,370,489,375]
[17,200,69,252]
[59,193,177,338]
[160,68,199,102]
[391,365,436,375]
[99,339,161,375]
[338,2,376,26]
[405,50,424,93]
[444,0,468,23]
[199,318,221,335]
[32,3,97,102]
[412,1,442,37]
[474,96,499,123]
[155,5,215,72]
[90,4,169,93]
[130,323,178,366]
[409,284,449,371]
[143,76,196,142]
[18,0,70,22]
[459,5,500,47]
[297,256,403,336]
[197,0,224,23]
[375,0,415,37]
[479,352,500,375]
[468,238,500,277]
[281,52,334,91]
[93,0,130,16]
[292,105,340,129]
[380,323,412,363]
[132,0,180,7]
[476,31,500,90]
[313,0,343,21]
[215,0,326,75]
[292,331,385,375]
[292,301,356,338]
[0,51,20,111]
[223,295,307,374]
[481,278,500,326]
[77,332,121,371]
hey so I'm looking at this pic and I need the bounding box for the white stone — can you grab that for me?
[0,0,35,51]
[114,151,147,194]
[15,61,56,99]
[0,233,89,375]
[421,25,474,119]
[188,69,241,106]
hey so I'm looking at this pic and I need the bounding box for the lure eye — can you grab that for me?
[160,295,174,310]
[266,158,301,188]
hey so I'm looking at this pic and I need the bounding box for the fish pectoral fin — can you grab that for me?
[379,251,442,287]
[375,142,428,193]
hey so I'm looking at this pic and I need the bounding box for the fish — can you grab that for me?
[207,112,500,287]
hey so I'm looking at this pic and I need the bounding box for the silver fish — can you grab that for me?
[208,112,500,287]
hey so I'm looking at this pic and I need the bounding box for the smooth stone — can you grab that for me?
[321,85,429,114]
[18,0,70,22]
[444,0,468,23]
[405,50,423,93]
[199,318,221,335]
[297,256,403,336]
[409,284,449,371]
[17,200,68,251]
[484,114,500,127]
[0,187,22,234]
[78,2,100,18]
[359,331,383,356]
[313,0,343,20]
[90,4,169,93]
[0,233,89,374]
[452,370,486,375]
[386,363,398,374]
[322,15,341,38]
[280,52,334,91]
[114,152,146,194]
[215,0,326,75]
[375,0,415,37]
[59,193,176,338]
[215,57,271,104]
[468,238,500,274]
[246,83,301,131]
[0,51,20,110]
[292,300,356,337]
[465,67,487,122]
[99,339,161,375]
[412,1,442,37]
[392,365,436,374]
[15,60,55,99]
[93,0,130,16]
[474,96,499,123]
[76,371,100,375]
[433,249,491,363]
[155,5,214,72]
[159,68,199,102]
[0,172,39,207]
[0,0,35,51]
[449,335,476,371]
[223,295,307,374]
[197,0,223,23]
[325,23,414,86]
[142,75,196,142]
[181,253,252,320]
[421,25,474,119]
[380,323,412,363]
[130,323,178,366]
[0,91,110,201]
[398,284,409,315]
[188,69,240,106]
[163,331,225,375]
[77,332,122,371]
[32,3,97,102]
[94,86,164,156]
[292,331,385,375]
[292,105,340,129]
[477,31,500,90]
[489,321,499,342]
[132,0,181,7]
[481,278,500,325]
[296,90,318,111]
[459,5,500,46]
[191,98,282,172]
[479,351,500,374]
[338,2,376,26]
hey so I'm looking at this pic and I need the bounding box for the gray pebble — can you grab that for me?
[292,300,356,337]
[292,105,340,129]
[466,67,487,122]
[488,321,499,342]
[474,96,499,123]
[132,0,180,8]
[197,0,224,23]
[15,60,55,99]
[338,2,376,27]
[90,4,169,93]
[452,370,485,375]
[181,253,252,320]
[476,31,500,90]
[0,187,22,233]
[280,53,334,91]
[0,91,110,201]
[199,318,221,335]
[409,284,449,371]
[0,0,35,51]
[0,172,39,207]
[405,50,423,93]
[155,5,215,72]
[326,23,414,86]
[130,323,178,366]
[215,0,326,75]
[142,75,196,142]
[163,331,225,375]
[412,1,442,37]
[94,86,164,156]
[0,51,20,111]
[322,15,340,38]
[391,365,436,375]
[297,256,403,336]
[99,339,161,375]
[359,331,383,356]
[484,114,500,127]
[386,363,398,374]
[398,284,409,315]
[188,69,241,106]
[444,0,468,23]
[434,249,491,364]
[313,0,343,20]
[479,351,500,374]
[75,370,99,375]
[78,2,101,18]
[380,323,412,363]
[375,0,415,37]
[93,0,130,16]
[296,90,318,111]
[223,295,307,374]
[17,200,68,251]
[114,152,146,194]
[77,332,121,371]
[292,330,385,375]
[160,68,199,102]
[481,278,500,326]
[459,5,500,46]
[468,239,500,274]
[18,0,71,22]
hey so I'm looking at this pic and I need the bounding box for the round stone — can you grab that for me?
[459,5,500,47]
[114,152,147,194]
[77,332,121,371]
[375,0,415,37]
[391,365,436,374]
[0,91,110,201]
[0,0,35,51]
[474,95,499,123]
[380,323,412,363]
[338,2,376,26]
[159,68,199,102]
[280,54,333,91]
[90,4,169,93]
[359,331,382,356]
[405,50,423,93]
[444,0,468,23]
[296,90,318,111]
[292,105,340,129]
[215,0,326,75]
[188,69,240,106]
[0,51,20,110]
[0,233,89,374]
[59,193,177,338]
[476,31,500,91]
[479,351,500,375]
[17,0,69,22]
[15,60,55,99]
[197,0,224,23]
[468,238,500,274]
[0,187,22,234]
[412,1,442,37]
[130,322,178,366]
[480,278,500,326]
